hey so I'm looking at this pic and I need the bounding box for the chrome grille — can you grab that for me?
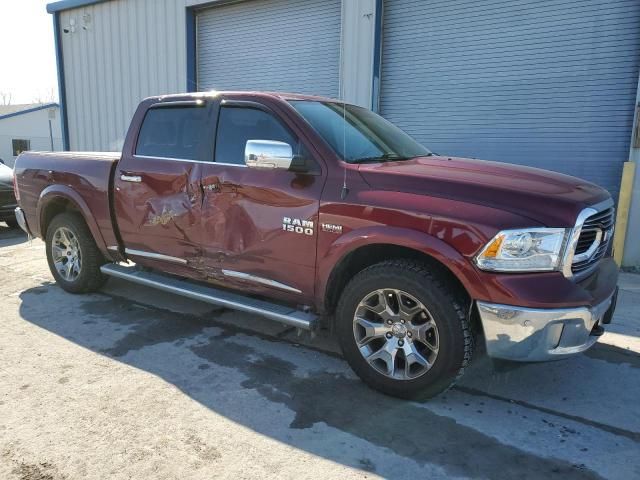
[575,229,598,255]
[572,207,615,275]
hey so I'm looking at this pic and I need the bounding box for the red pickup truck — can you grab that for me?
[13,91,618,398]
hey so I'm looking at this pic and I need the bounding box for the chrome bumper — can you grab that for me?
[477,294,614,362]
[14,207,30,235]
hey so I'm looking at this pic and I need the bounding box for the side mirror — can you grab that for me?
[245,140,293,170]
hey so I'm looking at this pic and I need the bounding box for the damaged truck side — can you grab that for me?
[13,91,618,399]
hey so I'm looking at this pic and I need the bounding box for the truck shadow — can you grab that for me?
[0,224,28,247]
[16,284,639,479]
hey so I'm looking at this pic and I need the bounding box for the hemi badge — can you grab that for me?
[321,223,343,234]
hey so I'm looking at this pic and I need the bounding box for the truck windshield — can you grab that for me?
[289,100,431,164]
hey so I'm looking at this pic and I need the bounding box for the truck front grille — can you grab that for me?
[572,207,615,275]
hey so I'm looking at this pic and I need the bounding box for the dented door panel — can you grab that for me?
[199,164,321,302]
[114,155,203,275]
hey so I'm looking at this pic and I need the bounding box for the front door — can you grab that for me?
[199,100,324,303]
[114,101,213,276]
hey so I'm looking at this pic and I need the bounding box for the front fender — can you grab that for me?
[37,185,109,255]
[316,225,490,309]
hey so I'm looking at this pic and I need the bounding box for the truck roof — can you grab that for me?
[146,90,346,105]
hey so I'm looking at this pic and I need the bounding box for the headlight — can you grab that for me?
[475,228,568,272]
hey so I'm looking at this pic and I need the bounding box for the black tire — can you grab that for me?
[45,212,107,293]
[4,216,19,229]
[336,259,473,400]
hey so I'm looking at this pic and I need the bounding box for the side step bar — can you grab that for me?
[100,263,318,330]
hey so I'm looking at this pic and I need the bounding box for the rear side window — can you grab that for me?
[214,107,297,165]
[136,106,210,161]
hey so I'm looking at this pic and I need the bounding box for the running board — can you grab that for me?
[100,263,318,330]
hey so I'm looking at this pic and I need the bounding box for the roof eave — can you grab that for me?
[0,103,60,121]
[46,0,108,14]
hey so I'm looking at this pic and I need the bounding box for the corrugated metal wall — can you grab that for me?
[57,0,640,200]
[196,0,342,98]
[58,0,373,150]
[380,0,640,198]
[60,0,187,151]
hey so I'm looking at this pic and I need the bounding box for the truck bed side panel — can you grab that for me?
[15,151,120,255]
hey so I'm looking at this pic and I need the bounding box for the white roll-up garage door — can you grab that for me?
[380,0,640,197]
[197,0,342,98]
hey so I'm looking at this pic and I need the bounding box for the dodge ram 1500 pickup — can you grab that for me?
[13,91,618,398]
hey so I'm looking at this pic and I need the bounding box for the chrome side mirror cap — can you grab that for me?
[244,140,293,170]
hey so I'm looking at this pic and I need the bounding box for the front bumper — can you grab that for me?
[477,290,616,361]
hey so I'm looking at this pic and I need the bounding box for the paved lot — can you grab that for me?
[0,223,639,480]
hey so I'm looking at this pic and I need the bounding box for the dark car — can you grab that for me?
[0,160,18,228]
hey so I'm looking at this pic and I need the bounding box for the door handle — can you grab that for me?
[120,173,142,183]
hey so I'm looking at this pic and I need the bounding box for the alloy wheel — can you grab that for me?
[353,289,439,380]
[51,227,82,282]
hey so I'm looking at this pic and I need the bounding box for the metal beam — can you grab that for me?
[620,72,640,267]
[186,7,197,92]
[52,13,70,150]
[371,0,383,112]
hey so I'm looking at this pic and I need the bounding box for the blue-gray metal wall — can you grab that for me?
[196,0,342,98]
[380,0,640,198]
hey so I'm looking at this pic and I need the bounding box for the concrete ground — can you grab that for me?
[0,223,639,480]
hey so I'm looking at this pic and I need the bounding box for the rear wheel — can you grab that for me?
[45,212,107,293]
[336,259,473,399]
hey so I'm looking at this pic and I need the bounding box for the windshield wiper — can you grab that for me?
[351,153,412,164]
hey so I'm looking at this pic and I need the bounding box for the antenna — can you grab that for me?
[339,7,349,201]
[341,99,349,200]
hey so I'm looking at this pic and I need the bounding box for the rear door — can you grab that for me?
[199,99,324,303]
[114,101,213,275]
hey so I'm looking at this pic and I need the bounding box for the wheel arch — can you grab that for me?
[37,185,109,256]
[318,227,488,317]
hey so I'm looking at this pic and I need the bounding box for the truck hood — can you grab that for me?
[358,156,610,226]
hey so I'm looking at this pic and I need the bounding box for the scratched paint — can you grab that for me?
[142,193,191,229]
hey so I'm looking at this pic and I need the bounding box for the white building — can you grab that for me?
[0,103,63,167]
[46,0,640,266]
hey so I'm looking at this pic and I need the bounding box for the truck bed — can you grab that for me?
[14,151,121,253]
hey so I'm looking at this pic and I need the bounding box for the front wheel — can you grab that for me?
[45,212,107,293]
[336,259,473,399]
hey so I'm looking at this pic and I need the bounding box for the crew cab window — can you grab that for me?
[135,106,210,161]
[214,106,296,165]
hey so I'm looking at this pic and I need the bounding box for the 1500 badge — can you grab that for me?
[283,217,314,236]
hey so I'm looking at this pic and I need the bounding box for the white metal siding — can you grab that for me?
[380,0,640,198]
[196,0,341,97]
[0,109,63,167]
[60,0,187,151]
[341,0,376,107]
